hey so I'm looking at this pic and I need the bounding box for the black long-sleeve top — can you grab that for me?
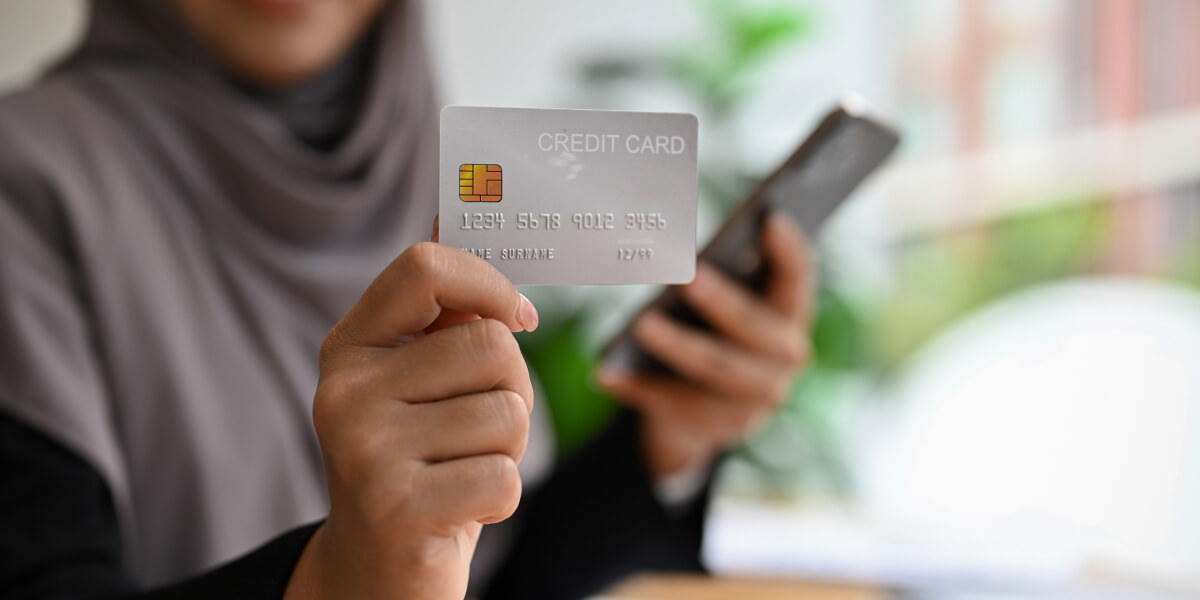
[0,410,708,600]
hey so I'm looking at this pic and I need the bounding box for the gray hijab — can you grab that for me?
[59,0,434,244]
[0,0,550,588]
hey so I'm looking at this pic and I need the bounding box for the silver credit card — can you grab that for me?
[439,106,698,285]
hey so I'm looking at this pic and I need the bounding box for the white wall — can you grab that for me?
[425,0,897,172]
[0,0,896,168]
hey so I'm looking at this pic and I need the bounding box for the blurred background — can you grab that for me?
[3,0,1198,597]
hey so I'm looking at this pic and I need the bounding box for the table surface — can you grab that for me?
[601,573,886,600]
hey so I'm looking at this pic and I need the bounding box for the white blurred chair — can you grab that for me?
[855,277,1200,586]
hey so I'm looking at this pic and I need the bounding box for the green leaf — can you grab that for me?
[809,282,868,371]
[729,7,816,70]
[519,313,618,458]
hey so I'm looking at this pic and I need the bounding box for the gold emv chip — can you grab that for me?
[459,164,502,202]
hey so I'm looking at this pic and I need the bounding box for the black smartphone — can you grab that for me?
[601,98,901,375]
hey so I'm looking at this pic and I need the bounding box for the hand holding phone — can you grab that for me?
[602,98,900,376]
[596,99,898,477]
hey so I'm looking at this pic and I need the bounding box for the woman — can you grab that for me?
[0,1,813,598]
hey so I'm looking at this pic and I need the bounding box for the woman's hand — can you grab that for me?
[600,211,814,478]
[285,242,539,600]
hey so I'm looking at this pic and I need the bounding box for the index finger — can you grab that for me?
[328,242,538,351]
[762,210,815,323]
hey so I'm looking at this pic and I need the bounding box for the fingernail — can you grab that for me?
[635,311,665,338]
[518,293,539,332]
[597,367,625,388]
[769,209,806,238]
[691,262,714,291]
